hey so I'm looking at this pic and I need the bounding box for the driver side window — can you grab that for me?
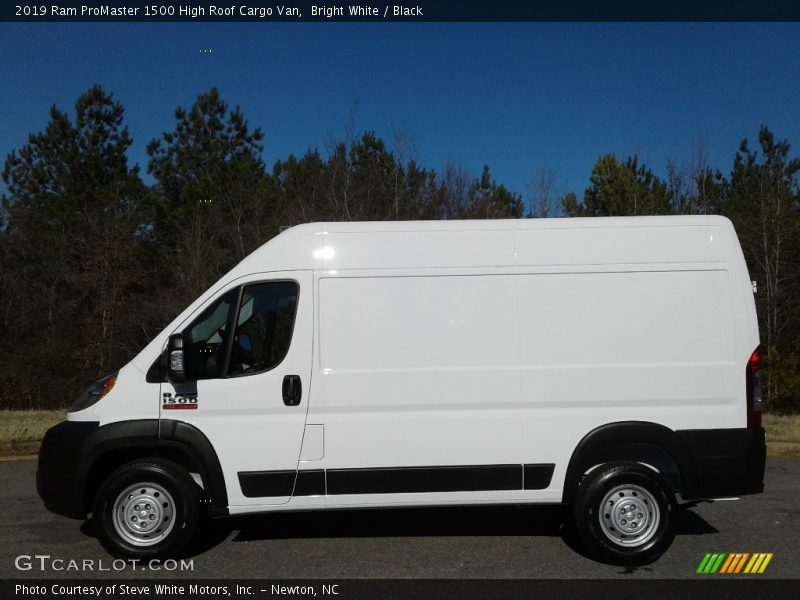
[183,288,238,381]
[182,281,299,381]
[228,281,299,376]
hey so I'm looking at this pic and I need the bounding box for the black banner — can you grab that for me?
[3,579,799,600]
[3,1,800,22]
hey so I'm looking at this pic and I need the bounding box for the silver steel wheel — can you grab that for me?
[112,482,176,547]
[598,484,660,548]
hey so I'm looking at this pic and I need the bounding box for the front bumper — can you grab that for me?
[675,427,766,500]
[37,420,99,518]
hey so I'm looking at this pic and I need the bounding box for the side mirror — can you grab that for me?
[166,333,186,384]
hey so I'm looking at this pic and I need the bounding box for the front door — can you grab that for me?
[160,271,313,507]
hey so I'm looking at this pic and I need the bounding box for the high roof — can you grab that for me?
[130,215,740,374]
[230,215,736,275]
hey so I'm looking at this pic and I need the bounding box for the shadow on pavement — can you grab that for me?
[77,500,719,562]
[185,504,570,557]
[186,503,719,563]
[673,504,720,535]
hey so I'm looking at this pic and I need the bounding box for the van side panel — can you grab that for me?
[513,224,725,266]
[516,268,739,498]
[318,272,525,504]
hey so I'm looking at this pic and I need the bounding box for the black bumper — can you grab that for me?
[37,420,99,519]
[675,427,766,500]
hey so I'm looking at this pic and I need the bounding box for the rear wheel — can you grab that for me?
[92,459,200,559]
[572,461,675,564]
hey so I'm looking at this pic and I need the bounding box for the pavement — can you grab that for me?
[1,456,798,579]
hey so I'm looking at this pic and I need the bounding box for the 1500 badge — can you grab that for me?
[162,392,198,410]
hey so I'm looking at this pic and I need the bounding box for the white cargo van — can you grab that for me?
[38,215,766,564]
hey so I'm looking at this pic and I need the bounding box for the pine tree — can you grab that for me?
[1,85,147,407]
[147,88,269,297]
[565,154,671,216]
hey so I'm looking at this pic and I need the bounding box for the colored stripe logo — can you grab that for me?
[697,553,773,574]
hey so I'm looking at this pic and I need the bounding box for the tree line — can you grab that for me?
[1,85,798,412]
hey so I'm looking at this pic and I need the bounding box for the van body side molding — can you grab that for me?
[237,463,555,498]
[238,468,327,498]
[327,464,522,495]
[238,470,296,497]
[524,463,556,490]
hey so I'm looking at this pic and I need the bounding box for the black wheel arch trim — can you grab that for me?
[562,421,696,504]
[77,419,228,516]
[159,418,229,514]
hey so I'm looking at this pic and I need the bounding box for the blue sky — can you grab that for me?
[1,23,799,202]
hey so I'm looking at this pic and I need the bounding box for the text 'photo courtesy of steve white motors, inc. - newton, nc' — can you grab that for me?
[15,583,336,597]
[18,4,424,18]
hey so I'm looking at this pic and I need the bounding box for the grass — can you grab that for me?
[0,410,65,456]
[762,413,800,456]
[0,410,798,457]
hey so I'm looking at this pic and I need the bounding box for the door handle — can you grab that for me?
[282,375,302,406]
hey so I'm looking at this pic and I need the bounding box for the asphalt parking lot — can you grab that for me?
[1,456,798,579]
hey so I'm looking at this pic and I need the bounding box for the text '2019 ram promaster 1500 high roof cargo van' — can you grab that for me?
[37,215,766,564]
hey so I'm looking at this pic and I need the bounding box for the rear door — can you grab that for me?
[160,271,313,507]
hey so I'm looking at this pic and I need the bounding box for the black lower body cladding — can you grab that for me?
[676,427,766,500]
[37,420,99,518]
[37,418,229,518]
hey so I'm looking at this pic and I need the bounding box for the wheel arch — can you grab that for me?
[562,421,692,504]
[78,419,228,516]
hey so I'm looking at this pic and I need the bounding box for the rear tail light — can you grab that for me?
[746,347,763,428]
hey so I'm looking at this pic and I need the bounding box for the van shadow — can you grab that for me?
[189,503,718,560]
[189,504,571,557]
[673,502,720,535]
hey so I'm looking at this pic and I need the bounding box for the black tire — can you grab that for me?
[572,461,675,565]
[92,459,201,559]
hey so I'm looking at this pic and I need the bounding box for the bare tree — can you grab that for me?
[324,99,363,221]
[728,128,800,406]
[665,158,690,214]
[438,163,473,219]
[688,130,722,215]
[527,168,558,218]
[391,122,419,219]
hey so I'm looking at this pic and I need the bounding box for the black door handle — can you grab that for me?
[282,375,302,406]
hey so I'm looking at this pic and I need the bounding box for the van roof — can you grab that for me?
[230,215,736,275]
[285,214,729,234]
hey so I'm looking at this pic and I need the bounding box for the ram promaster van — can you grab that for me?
[37,216,766,564]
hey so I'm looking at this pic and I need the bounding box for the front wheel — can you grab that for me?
[572,461,676,565]
[92,459,201,559]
